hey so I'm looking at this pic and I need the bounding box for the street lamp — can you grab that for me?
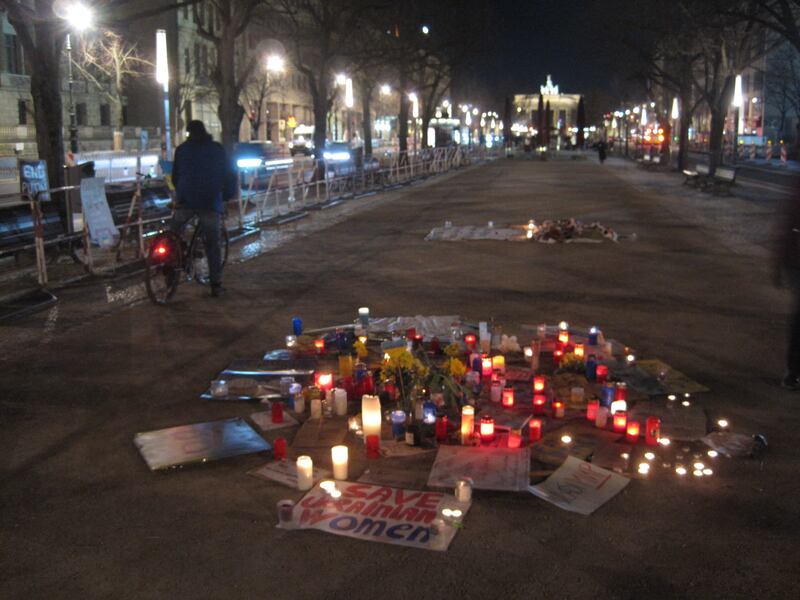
[380,83,391,95]
[421,25,430,35]
[63,2,94,154]
[335,73,347,86]
[671,97,679,120]
[266,54,285,73]
[264,55,285,141]
[409,92,419,151]
[732,74,743,164]
[155,29,171,159]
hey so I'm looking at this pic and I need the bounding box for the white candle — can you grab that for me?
[358,307,370,328]
[310,398,322,419]
[361,395,382,437]
[332,388,348,416]
[461,405,475,441]
[293,394,305,414]
[595,407,609,428]
[331,445,348,480]
[455,478,472,503]
[490,381,502,403]
[296,456,313,491]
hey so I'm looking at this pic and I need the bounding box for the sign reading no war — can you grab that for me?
[280,481,470,551]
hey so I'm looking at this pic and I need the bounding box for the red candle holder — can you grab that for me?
[315,372,334,392]
[613,411,628,433]
[596,364,609,383]
[586,399,599,421]
[314,338,325,353]
[615,382,627,402]
[480,416,495,442]
[273,437,287,460]
[271,401,284,424]
[533,394,547,415]
[645,417,661,446]
[501,387,515,408]
[529,418,542,442]
[366,434,381,459]
[464,334,476,350]
[435,415,449,442]
[574,343,585,358]
[481,357,493,378]
[558,330,569,344]
[533,376,546,393]
[554,348,564,365]
[406,328,417,339]
[626,420,640,444]
[507,430,522,448]
[552,400,565,419]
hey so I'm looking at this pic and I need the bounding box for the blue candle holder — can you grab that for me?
[588,327,599,346]
[600,383,615,408]
[292,316,303,336]
[422,400,437,424]
[585,355,597,381]
[391,410,406,437]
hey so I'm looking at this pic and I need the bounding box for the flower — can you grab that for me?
[447,358,467,378]
[444,343,463,358]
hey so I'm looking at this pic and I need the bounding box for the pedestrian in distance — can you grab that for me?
[597,140,607,164]
[171,120,237,297]
[773,183,800,389]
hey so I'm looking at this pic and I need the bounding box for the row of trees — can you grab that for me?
[625,0,800,172]
[0,0,483,190]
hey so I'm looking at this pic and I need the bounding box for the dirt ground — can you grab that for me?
[2,157,799,599]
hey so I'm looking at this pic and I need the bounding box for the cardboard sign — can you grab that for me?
[249,460,331,489]
[427,445,531,491]
[531,426,622,467]
[529,455,630,515]
[281,481,469,551]
[19,159,50,201]
[80,177,118,248]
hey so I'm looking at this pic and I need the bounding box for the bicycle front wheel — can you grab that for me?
[144,232,181,305]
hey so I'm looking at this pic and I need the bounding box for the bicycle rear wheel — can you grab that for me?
[187,225,229,286]
[144,232,181,305]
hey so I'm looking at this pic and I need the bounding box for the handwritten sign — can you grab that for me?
[80,177,118,248]
[19,159,50,201]
[529,455,630,515]
[281,481,469,551]
[427,445,531,491]
[249,460,330,489]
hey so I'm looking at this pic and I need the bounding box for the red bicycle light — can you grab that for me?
[155,244,168,255]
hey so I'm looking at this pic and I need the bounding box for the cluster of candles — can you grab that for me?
[294,444,350,491]
[630,447,719,479]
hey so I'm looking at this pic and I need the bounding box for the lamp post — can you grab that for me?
[155,29,171,159]
[63,2,93,155]
[409,92,419,152]
[265,54,285,141]
[732,74,743,165]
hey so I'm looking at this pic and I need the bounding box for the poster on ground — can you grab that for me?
[427,445,531,491]
[529,455,630,515]
[249,460,330,489]
[280,481,470,551]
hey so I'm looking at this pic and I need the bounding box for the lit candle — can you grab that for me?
[296,456,313,491]
[273,437,287,460]
[588,326,599,345]
[490,381,503,403]
[508,428,522,448]
[330,388,347,416]
[358,307,370,328]
[315,372,333,391]
[574,344,585,358]
[314,338,325,353]
[435,415,449,442]
[586,399,599,421]
[365,434,380,458]
[481,357,493,378]
[626,421,640,444]
[615,382,627,402]
[596,364,608,383]
[492,355,506,373]
[271,401,284,424]
[422,400,437,424]
[331,445,348,480]
[480,416,495,442]
[533,394,547,415]
[310,398,322,419]
[455,478,472,503]
[645,417,661,446]
[285,334,297,348]
[533,376,546,393]
[391,410,406,437]
[529,418,542,442]
[558,330,569,344]
[501,387,515,408]
[595,407,609,428]
[613,411,627,432]
[361,395,382,438]
[610,399,627,415]
[600,383,615,408]
[461,405,475,442]
[554,348,564,365]
[553,400,565,418]
[464,334,476,351]
[558,320,569,332]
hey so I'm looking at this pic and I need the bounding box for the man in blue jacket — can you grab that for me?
[171,120,237,296]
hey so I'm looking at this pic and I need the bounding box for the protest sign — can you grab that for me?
[280,481,469,551]
[529,455,630,515]
[249,460,330,489]
[19,159,50,201]
[80,177,118,248]
[427,445,530,491]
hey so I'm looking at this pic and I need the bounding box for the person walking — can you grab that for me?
[597,140,607,163]
[171,120,237,297]
[774,186,800,389]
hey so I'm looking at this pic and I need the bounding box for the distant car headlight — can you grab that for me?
[236,157,263,169]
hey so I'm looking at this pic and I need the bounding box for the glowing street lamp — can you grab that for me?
[64,1,93,31]
[380,83,391,95]
[156,29,172,158]
[640,106,647,126]
[266,54,285,73]
[62,2,94,154]
[671,97,680,120]
[335,73,347,86]
[732,74,743,163]
[421,25,430,35]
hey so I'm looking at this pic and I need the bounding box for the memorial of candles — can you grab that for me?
[331,445,348,480]
[558,330,569,344]
[314,338,325,353]
[480,416,495,441]
[501,387,515,407]
[552,400,565,418]
[574,344,585,358]
[492,355,506,373]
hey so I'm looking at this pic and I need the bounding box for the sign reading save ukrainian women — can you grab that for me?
[279,481,470,551]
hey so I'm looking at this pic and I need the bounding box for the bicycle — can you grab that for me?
[143,214,230,305]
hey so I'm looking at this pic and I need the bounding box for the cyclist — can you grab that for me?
[171,120,237,297]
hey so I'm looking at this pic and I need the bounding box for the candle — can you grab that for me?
[490,381,503,403]
[501,387,515,408]
[645,417,661,446]
[492,355,506,373]
[529,418,542,442]
[626,421,640,444]
[596,364,609,383]
[314,338,325,353]
[615,382,627,402]
[508,428,522,448]
[558,330,569,344]
[610,399,627,415]
[613,411,628,432]
[586,399,599,420]
[570,387,584,405]
[558,320,569,332]
[422,400,437,424]
[293,387,305,413]
[574,344,585,358]
[481,357,493,378]
[285,335,297,348]
[365,434,380,459]
[585,355,597,381]
[273,437,287,460]
[331,445,349,480]
[600,383,615,408]
[315,372,333,391]
[455,478,472,503]
[331,388,347,416]
[271,401,284,423]
[554,348,564,365]
[358,307,370,328]
[588,326,599,345]
[533,376,546,393]
[296,456,313,491]
[533,394,547,415]
[553,400,565,418]
[310,398,322,419]
[480,416,495,442]
[464,334,476,351]
[391,410,406,437]
[461,405,475,442]
[361,395,382,437]
[292,316,303,336]
[595,407,609,428]
[435,415,449,442]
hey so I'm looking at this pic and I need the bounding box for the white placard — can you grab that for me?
[427,445,531,491]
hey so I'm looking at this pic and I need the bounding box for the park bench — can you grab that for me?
[711,167,736,195]
[683,163,709,187]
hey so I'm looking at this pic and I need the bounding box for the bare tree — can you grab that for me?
[242,71,270,141]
